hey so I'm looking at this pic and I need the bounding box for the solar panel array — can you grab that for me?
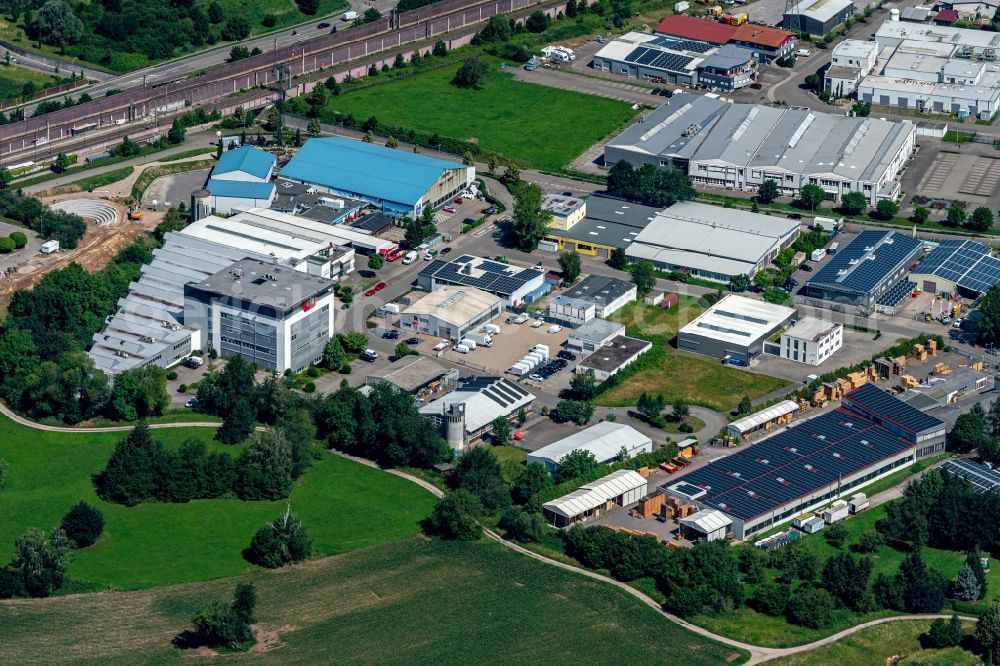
[423,255,543,297]
[940,459,1000,494]
[843,383,945,436]
[650,36,715,53]
[916,240,1000,294]
[622,46,694,73]
[669,406,914,520]
[806,230,922,296]
[874,280,916,308]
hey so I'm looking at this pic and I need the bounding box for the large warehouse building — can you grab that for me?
[88,208,368,375]
[625,201,801,283]
[784,0,856,37]
[856,20,1000,121]
[399,287,503,340]
[910,239,1000,297]
[654,15,795,62]
[280,137,475,217]
[543,470,649,528]
[528,422,653,474]
[677,294,796,364]
[665,384,946,540]
[420,376,535,450]
[605,93,915,205]
[543,194,664,259]
[205,146,277,214]
[802,230,922,310]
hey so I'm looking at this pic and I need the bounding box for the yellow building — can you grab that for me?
[543,194,663,259]
[542,193,587,231]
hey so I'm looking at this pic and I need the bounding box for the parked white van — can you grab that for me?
[402,250,418,264]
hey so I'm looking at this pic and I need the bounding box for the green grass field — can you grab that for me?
[49,167,134,195]
[0,63,62,102]
[0,538,748,664]
[323,60,637,170]
[768,620,979,666]
[0,415,434,590]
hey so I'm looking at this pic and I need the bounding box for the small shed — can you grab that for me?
[800,516,825,534]
[680,509,733,542]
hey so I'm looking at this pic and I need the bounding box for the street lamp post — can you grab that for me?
[216,130,223,159]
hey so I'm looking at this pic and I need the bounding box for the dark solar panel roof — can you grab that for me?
[843,383,945,436]
[875,280,916,308]
[620,45,693,72]
[806,231,922,296]
[624,47,649,63]
[665,406,915,520]
[423,256,543,296]
[916,240,1000,295]
[941,459,1000,493]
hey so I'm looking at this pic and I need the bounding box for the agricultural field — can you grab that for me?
[0,63,64,102]
[0,538,749,664]
[322,59,637,170]
[768,620,979,666]
[0,415,434,590]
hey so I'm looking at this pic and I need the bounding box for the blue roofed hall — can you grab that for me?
[211,146,277,182]
[205,179,276,213]
[279,136,475,217]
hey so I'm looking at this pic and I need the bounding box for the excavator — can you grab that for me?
[127,203,142,221]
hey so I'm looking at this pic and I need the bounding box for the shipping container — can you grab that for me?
[822,500,850,524]
[40,239,59,254]
[849,493,869,514]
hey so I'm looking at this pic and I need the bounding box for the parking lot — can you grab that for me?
[751,327,885,382]
[902,142,1000,211]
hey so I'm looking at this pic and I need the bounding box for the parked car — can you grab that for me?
[528,373,544,381]
[362,349,378,361]
[557,350,577,361]
[800,264,813,272]
[454,197,463,204]
[406,337,421,345]
[364,287,377,296]
[382,330,400,340]
[317,22,331,28]
[185,396,199,408]
[374,281,387,291]
[788,213,802,220]
[440,247,452,254]
[651,87,662,95]
[482,207,496,216]
[183,356,204,369]
[443,206,456,213]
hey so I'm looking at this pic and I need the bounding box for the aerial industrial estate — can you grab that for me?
[6,0,1000,662]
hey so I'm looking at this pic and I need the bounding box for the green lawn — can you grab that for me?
[0,63,63,102]
[607,297,704,345]
[0,538,749,664]
[49,167,134,195]
[322,60,638,170]
[0,415,434,590]
[768,620,979,666]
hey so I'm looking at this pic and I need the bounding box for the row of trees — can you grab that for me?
[94,425,312,506]
[607,160,696,207]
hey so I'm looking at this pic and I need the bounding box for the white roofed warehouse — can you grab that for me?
[677,294,796,364]
[543,470,649,528]
[527,422,653,474]
[399,287,503,340]
[625,201,801,283]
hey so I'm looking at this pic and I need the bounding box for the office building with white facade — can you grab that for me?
[825,40,879,96]
[779,317,843,365]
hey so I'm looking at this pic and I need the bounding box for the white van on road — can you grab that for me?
[402,250,418,264]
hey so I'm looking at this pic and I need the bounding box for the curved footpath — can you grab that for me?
[0,403,977,664]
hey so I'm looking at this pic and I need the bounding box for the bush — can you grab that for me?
[751,582,791,616]
[677,422,694,433]
[60,501,104,548]
[307,366,322,378]
[304,381,316,393]
[786,587,835,628]
[666,588,703,618]
[166,370,178,381]
[427,489,482,540]
[178,384,188,393]
[248,509,312,568]
[0,237,14,253]
[9,232,27,248]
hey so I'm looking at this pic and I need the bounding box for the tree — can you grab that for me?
[729,273,750,292]
[499,506,546,542]
[235,430,293,501]
[785,587,834,628]
[558,251,581,283]
[557,449,598,482]
[804,74,821,91]
[297,0,319,13]
[52,153,71,173]
[428,489,482,540]
[753,270,774,291]
[954,561,984,601]
[851,100,871,117]
[525,10,551,32]
[609,247,628,270]
[967,546,989,598]
[980,285,1000,347]
[567,372,597,401]
[248,507,311,568]
[453,55,488,88]
[824,522,850,549]
[0,167,11,190]
[978,601,1000,666]
[190,582,255,649]
[394,341,415,359]
[757,179,779,204]
[451,447,511,512]
[822,551,873,611]
[462,151,474,166]
[841,191,867,215]
[947,206,967,227]
[737,396,753,415]
[108,365,169,422]
[637,392,665,422]
[221,15,252,41]
[385,135,399,149]
[798,183,825,211]
[512,182,550,251]
[35,0,84,47]
[898,549,946,613]
[11,527,73,597]
[216,397,256,445]
[293,127,302,147]
[232,581,257,625]
[491,416,512,445]
[950,411,989,453]
[306,117,321,136]
[368,253,384,270]
[208,1,223,22]
[504,163,521,184]
[926,615,963,648]
[0,237,13,253]
[875,199,899,220]
[60,501,104,548]
[671,399,689,421]
[856,529,884,553]
[912,206,930,224]
[552,399,594,427]
[432,40,448,56]
[751,582,791,616]
[94,424,169,506]
[477,14,512,42]
[512,463,552,505]
[629,259,656,295]
[363,7,382,22]
[969,206,994,233]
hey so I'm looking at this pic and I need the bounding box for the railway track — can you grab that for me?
[1,0,567,160]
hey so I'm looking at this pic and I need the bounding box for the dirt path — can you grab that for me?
[0,403,976,663]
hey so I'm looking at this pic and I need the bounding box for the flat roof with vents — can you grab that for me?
[679,294,795,347]
[401,286,501,328]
